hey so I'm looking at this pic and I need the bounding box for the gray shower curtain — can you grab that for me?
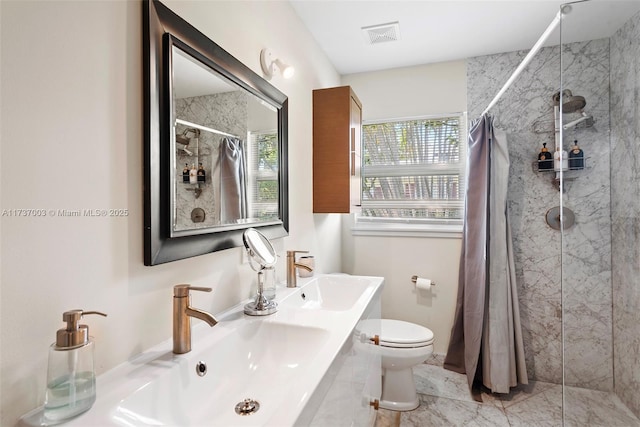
[444,114,528,399]
[219,137,247,224]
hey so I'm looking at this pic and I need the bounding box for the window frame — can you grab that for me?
[352,112,467,238]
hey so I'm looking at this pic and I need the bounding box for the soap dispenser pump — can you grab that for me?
[44,309,106,424]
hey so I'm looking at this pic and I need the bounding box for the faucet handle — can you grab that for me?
[173,284,212,297]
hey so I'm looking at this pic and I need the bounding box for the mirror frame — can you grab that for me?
[143,0,289,265]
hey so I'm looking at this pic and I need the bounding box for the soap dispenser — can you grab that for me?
[538,142,553,170]
[44,310,107,424]
[554,145,568,171]
[189,163,198,184]
[569,140,584,170]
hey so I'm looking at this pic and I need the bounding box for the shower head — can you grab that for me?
[176,134,192,155]
[175,128,199,156]
[176,134,191,146]
[553,90,587,113]
[563,95,586,113]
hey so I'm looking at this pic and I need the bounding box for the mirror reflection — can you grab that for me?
[171,45,280,235]
[243,227,277,270]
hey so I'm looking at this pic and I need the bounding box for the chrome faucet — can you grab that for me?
[286,250,314,288]
[173,284,218,354]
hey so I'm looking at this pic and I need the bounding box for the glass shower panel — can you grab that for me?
[559,1,640,425]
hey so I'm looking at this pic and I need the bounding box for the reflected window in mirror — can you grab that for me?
[247,129,279,221]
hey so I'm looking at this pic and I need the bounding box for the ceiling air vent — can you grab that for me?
[361,21,401,45]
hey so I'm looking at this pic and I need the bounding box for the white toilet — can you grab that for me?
[360,319,434,411]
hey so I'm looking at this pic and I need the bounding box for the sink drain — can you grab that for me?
[195,361,207,377]
[235,398,260,416]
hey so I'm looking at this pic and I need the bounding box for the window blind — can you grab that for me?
[360,114,466,226]
[247,130,279,221]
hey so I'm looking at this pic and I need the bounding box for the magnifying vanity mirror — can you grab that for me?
[243,228,278,316]
[144,0,289,265]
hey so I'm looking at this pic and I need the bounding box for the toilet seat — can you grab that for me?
[380,319,434,348]
[357,319,434,348]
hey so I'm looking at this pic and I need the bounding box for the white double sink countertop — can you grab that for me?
[20,274,384,427]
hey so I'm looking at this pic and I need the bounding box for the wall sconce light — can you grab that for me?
[260,48,294,80]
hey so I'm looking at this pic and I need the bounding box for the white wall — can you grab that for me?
[0,1,340,425]
[341,62,466,354]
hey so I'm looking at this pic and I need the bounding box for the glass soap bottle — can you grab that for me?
[44,310,107,424]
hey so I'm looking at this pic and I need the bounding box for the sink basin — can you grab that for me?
[113,321,329,426]
[280,275,376,311]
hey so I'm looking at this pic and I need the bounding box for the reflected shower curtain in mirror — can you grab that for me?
[219,137,247,224]
[444,114,528,399]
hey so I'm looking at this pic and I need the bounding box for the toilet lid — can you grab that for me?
[380,319,434,347]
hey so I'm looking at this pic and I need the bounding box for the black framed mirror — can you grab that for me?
[143,0,289,265]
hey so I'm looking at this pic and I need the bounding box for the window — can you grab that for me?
[354,114,466,236]
[247,130,279,221]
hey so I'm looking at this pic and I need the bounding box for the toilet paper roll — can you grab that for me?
[415,277,433,291]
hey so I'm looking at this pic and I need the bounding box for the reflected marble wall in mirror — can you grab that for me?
[170,45,280,235]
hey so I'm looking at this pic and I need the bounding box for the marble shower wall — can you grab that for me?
[467,38,612,390]
[610,10,640,418]
[174,91,247,230]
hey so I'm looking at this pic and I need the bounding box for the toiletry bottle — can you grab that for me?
[44,310,107,423]
[554,145,568,171]
[197,162,206,183]
[538,143,553,170]
[569,140,584,170]
[189,163,197,184]
[182,164,190,183]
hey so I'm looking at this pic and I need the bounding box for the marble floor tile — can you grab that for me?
[489,379,558,409]
[413,363,502,407]
[400,394,510,427]
[413,364,474,403]
[502,384,563,426]
[564,386,640,427]
[397,367,640,427]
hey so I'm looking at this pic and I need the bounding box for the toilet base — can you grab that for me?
[379,367,420,411]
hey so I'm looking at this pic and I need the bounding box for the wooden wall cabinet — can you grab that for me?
[313,86,362,213]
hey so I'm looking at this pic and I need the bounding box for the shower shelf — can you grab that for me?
[531,157,588,174]
[532,158,589,192]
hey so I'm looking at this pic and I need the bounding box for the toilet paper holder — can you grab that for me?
[411,275,436,286]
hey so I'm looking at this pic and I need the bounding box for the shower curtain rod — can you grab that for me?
[176,118,241,140]
[481,7,569,117]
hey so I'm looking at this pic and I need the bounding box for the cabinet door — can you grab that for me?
[313,86,362,214]
[350,95,362,210]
